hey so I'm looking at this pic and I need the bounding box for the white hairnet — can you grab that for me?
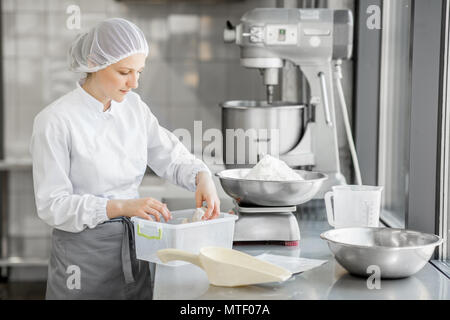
[68,18,149,73]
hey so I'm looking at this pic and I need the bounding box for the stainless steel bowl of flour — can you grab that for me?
[216,169,328,206]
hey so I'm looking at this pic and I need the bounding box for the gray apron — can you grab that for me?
[45,217,152,300]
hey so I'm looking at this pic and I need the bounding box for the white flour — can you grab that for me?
[244,154,303,181]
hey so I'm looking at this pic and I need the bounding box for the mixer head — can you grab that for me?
[224,8,353,104]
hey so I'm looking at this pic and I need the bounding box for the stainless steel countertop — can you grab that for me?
[150,201,450,300]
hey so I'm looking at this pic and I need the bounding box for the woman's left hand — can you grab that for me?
[195,171,220,220]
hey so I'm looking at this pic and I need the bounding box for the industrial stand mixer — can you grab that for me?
[218,8,355,244]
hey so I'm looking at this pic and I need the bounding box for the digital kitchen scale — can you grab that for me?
[232,202,300,246]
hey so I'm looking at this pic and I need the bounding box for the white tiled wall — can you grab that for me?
[3,0,274,158]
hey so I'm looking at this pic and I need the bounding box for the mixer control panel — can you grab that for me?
[265,24,298,45]
[249,26,264,43]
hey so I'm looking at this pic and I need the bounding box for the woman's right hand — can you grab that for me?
[106,198,172,222]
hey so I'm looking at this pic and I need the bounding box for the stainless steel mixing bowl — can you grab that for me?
[216,168,327,207]
[320,227,443,279]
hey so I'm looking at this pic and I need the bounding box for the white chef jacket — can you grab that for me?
[29,80,211,233]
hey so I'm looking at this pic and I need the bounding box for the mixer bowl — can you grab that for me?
[216,169,327,207]
[320,227,443,279]
[220,100,308,169]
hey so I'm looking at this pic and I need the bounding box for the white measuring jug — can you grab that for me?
[325,185,383,228]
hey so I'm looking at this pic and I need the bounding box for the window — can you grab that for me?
[356,0,449,267]
[377,0,412,228]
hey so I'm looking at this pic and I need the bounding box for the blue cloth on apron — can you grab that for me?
[45,217,152,300]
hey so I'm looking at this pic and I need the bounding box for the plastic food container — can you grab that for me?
[131,209,238,266]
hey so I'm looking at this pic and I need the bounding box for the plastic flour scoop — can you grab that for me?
[157,247,292,287]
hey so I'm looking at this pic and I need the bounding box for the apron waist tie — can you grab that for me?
[119,217,139,285]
